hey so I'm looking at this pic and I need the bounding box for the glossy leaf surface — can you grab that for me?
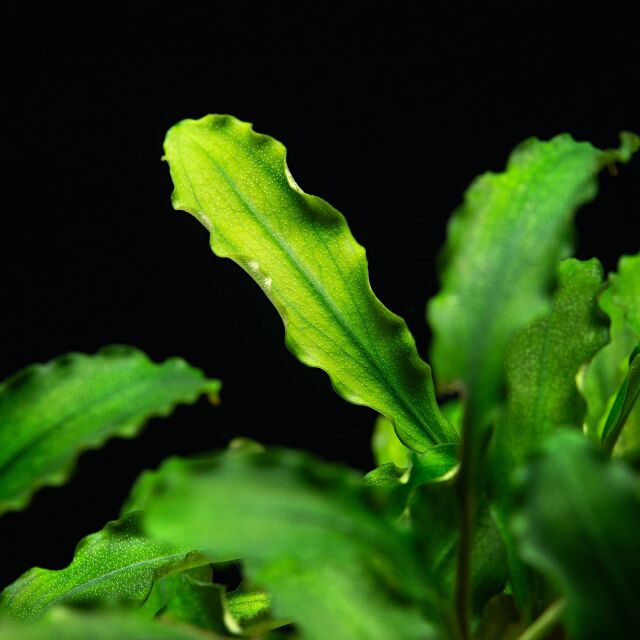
[513,431,640,639]
[583,253,640,455]
[0,512,208,620]
[428,133,637,418]
[0,608,225,639]
[164,114,456,450]
[131,448,441,640]
[0,346,220,514]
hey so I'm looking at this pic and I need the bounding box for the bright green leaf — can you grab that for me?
[489,259,609,611]
[364,444,458,519]
[582,253,640,456]
[582,288,638,437]
[427,133,637,420]
[0,346,220,514]
[372,415,411,467]
[132,448,442,640]
[491,259,608,492]
[0,512,209,620]
[602,345,640,455]
[164,114,456,451]
[0,608,225,639]
[226,588,271,622]
[141,566,228,634]
[512,430,640,639]
[226,587,289,636]
[610,253,640,334]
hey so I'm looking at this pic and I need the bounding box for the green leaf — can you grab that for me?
[610,253,640,334]
[372,402,462,468]
[226,588,271,622]
[410,482,507,616]
[582,253,640,455]
[512,430,640,639]
[0,346,220,514]
[141,566,228,634]
[0,512,209,620]
[164,114,456,451]
[372,415,411,467]
[489,259,608,611]
[132,448,442,640]
[490,259,608,494]
[582,288,638,437]
[226,587,290,636]
[0,608,226,639]
[427,133,637,420]
[602,345,640,455]
[364,444,458,519]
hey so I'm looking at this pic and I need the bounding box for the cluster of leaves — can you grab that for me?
[0,115,638,640]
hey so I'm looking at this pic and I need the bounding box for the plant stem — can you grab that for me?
[517,599,566,640]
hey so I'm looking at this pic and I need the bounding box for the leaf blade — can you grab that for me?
[0,608,226,639]
[582,252,640,455]
[133,448,442,640]
[0,346,219,515]
[512,430,640,639]
[164,115,456,450]
[490,259,609,493]
[488,259,609,611]
[428,133,637,419]
[602,345,640,454]
[0,512,209,620]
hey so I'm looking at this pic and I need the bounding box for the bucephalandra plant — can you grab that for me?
[0,115,638,640]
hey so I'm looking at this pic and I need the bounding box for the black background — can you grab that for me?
[1,2,638,585]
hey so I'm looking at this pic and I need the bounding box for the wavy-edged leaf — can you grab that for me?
[427,132,638,420]
[164,114,456,451]
[131,448,443,640]
[0,512,209,620]
[489,259,608,611]
[512,430,640,639]
[0,608,226,639]
[0,346,220,514]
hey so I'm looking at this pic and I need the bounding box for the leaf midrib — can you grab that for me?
[0,370,197,484]
[39,550,190,613]
[462,149,587,389]
[179,130,444,445]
